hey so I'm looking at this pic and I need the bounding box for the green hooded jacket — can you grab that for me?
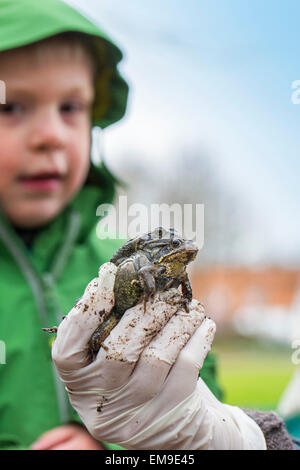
[0,164,222,450]
[0,0,223,450]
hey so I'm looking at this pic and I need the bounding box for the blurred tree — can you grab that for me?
[112,146,245,267]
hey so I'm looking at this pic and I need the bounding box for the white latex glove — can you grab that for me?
[277,366,300,419]
[52,262,266,450]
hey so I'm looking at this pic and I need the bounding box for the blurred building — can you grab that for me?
[191,267,300,334]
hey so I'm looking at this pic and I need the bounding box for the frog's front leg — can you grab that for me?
[180,273,193,312]
[132,264,165,312]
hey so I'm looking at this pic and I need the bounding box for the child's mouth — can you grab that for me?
[18,172,63,192]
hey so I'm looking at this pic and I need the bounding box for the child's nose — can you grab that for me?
[28,107,67,151]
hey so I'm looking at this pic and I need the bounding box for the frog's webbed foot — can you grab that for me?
[42,326,58,333]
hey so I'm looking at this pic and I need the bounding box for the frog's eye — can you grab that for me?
[172,239,181,247]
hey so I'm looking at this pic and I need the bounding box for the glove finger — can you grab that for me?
[162,317,216,404]
[125,301,206,406]
[95,288,183,388]
[139,299,206,365]
[52,262,117,370]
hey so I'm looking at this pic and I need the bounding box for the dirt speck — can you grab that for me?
[96,395,108,413]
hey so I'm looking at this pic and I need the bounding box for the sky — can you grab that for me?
[66,0,300,266]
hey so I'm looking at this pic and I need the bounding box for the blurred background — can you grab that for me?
[67,0,300,427]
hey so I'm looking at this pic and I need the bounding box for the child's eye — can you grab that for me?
[0,102,23,115]
[60,102,86,114]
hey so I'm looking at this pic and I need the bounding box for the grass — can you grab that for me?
[213,335,295,411]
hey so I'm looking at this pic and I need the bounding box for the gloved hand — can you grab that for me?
[52,262,266,450]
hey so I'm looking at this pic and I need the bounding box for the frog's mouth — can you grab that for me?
[157,241,198,265]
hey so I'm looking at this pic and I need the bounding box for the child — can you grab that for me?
[0,0,222,450]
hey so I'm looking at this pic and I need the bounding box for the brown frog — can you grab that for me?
[88,227,198,358]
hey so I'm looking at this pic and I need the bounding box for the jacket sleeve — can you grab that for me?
[0,434,27,450]
[243,409,295,450]
[200,351,224,401]
[200,354,295,450]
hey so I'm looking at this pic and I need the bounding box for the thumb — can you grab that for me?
[52,262,117,370]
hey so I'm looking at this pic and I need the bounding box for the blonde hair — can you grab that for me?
[1,32,111,124]
[2,32,98,78]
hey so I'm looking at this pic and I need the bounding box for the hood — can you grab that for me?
[0,0,129,128]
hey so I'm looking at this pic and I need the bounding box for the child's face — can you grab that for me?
[0,46,94,228]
